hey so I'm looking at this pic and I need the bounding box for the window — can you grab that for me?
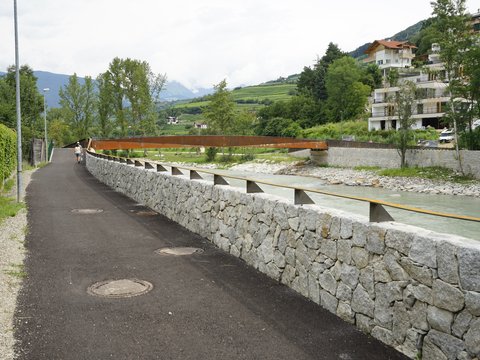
[417,104,424,114]
[377,60,384,65]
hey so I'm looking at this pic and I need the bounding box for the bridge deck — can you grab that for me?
[15,148,406,360]
[90,135,328,150]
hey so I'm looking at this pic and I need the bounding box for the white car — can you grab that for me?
[439,129,455,143]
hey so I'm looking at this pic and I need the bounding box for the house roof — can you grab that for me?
[364,40,417,55]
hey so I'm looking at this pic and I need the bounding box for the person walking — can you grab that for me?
[74,142,82,163]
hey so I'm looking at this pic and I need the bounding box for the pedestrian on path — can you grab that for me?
[74,142,82,163]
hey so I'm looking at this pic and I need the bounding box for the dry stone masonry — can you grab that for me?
[87,154,480,360]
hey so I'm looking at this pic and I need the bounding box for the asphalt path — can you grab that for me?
[14,148,407,360]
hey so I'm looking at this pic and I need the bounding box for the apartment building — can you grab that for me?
[367,11,479,131]
[368,42,449,131]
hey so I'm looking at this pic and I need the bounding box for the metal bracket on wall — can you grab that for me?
[214,175,229,185]
[172,167,183,176]
[134,160,143,167]
[126,159,135,165]
[190,170,203,180]
[144,162,154,170]
[246,180,263,193]
[157,164,167,172]
[294,189,315,205]
[369,203,394,222]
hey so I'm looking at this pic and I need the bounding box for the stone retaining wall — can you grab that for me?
[311,148,480,179]
[87,154,480,360]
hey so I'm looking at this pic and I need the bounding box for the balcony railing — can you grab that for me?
[371,107,445,118]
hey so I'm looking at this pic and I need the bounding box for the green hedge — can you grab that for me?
[0,124,17,186]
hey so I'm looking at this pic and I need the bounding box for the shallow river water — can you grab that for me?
[198,170,480,241]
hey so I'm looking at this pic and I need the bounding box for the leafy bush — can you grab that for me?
[302,120,438,144]
[0,124,17,186]
[205,147,218,162]
[259,117,302,137]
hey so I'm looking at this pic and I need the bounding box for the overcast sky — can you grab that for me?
[0,0,478,90]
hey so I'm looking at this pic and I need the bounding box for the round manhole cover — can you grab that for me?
[71,208,104,214]
[87,279,153,298]
[155,247,204,256]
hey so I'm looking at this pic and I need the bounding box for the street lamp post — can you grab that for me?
[14,0,22,202]
[43,88,50,162]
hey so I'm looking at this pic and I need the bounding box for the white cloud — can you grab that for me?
[0,0,477,88]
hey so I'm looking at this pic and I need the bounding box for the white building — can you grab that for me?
[167,116,179,125]
[363,40,416,69]
[368,43,449,131]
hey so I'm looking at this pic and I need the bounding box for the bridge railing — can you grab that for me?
[87,151,480,224]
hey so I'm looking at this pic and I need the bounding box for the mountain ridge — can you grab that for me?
[0,70,213,108]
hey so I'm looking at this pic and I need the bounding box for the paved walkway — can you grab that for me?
[15,149,407,359]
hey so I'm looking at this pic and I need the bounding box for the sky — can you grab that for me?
[0,0,478,90]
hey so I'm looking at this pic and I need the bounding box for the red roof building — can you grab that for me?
[363,40,416,69]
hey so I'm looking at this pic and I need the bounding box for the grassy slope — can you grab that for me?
[165,82,296,134]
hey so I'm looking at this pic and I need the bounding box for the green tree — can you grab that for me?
[325,57,371,121]
[0,65,43,157]
[297,42,345,102]
[457,26,480,149]
[362,63,383,90]
[103,57,127,137]
[386,68,399,87]
[432,0,473,170]
[391,81,417,168]
[47,107,75,147]
[96,72,114,138]
[100,57,166,138]
[260,117,301,137]
[411,18,440,58]
[203,79,235,134]
[59,74,96,139]
[233,110,257,135]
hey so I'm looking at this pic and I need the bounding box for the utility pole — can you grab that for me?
[14,0,22,202]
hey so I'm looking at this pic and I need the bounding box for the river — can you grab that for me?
[198,170,480,241]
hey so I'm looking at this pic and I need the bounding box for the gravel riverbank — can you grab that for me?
[0,169,35,360]
[167,159,480,198]
[276,162,480,198]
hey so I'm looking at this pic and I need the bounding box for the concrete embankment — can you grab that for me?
[87,153,480,360]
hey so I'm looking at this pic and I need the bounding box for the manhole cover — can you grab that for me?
[155,247,204,256]
[87,279,153,298]
[71,208,104,214]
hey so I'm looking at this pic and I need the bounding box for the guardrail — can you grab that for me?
[87,151,480,224]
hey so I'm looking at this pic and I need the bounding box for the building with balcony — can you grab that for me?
[368,43,448,131]
[368,11,479,132]
[363,40,416,69]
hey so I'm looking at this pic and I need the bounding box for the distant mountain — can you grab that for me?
[0,70,212,108]
[35,71,86,109]
[349,20,425,59]
[160,80,213,101]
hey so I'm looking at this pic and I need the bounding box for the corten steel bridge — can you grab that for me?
[89,135,329,151]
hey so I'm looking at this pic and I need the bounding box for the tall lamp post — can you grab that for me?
[43,88,50,162]
[14,0,22,202]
